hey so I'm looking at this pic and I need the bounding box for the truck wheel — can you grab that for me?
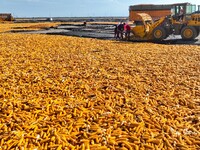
[181,26,197,40]
[152,27,167,41]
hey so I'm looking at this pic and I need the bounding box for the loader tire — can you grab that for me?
[152,27,167,41]
[181,26,197,40]
[195,28,199,37]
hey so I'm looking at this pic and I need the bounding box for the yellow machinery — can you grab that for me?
[130,3,200,41]
[130,13,168,41]
[179,13,200,40]
[171,3,200,40]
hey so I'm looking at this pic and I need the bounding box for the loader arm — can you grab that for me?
[148,17,166,34]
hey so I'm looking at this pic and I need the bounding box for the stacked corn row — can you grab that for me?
[0,22,60,33]
[0,33,199,149]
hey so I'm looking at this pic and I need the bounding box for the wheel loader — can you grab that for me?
[130,3,200,41]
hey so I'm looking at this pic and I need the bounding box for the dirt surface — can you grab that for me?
[11,23,200,45]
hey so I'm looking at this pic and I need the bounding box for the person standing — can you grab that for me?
[124,23,131,40]
[114,25,118,39]
[117,22,124,39]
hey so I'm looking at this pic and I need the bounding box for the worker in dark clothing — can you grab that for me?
[114,25,118,39]
[117,22,124,39]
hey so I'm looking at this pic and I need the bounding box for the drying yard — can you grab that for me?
[6,21,200,44]
[0,22,200,149]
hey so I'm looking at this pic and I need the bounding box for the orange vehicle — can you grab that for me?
[129,4,172,21]
[129,3,197,22]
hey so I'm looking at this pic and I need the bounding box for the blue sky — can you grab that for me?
[1,0,200,17]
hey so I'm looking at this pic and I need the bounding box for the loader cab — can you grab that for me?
[171,3,196,22]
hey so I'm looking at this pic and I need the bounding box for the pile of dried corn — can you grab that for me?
[0,22,60,33]
[0,33,199,150]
